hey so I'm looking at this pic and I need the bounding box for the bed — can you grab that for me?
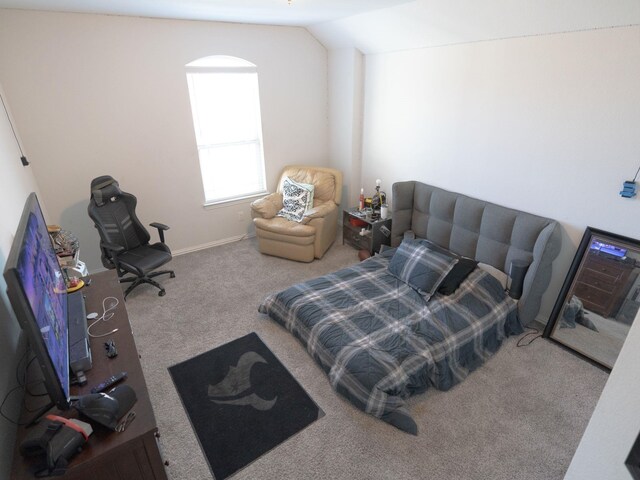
[259,181,561,434]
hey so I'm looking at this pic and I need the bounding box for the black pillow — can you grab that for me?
[437,257,478,295]
[400,237,478,295]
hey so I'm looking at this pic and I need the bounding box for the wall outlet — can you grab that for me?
[237,210,246,222]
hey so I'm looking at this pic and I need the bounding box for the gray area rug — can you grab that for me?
[123,236,609,480]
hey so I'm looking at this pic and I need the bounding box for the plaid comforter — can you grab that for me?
[258,250,522,434]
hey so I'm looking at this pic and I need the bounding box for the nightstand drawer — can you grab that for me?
[344,229,370,251]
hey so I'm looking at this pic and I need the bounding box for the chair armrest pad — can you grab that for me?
[101,241,125,254]
[150,222,170,231]
[251,193,283,219]
[301,201,336,223]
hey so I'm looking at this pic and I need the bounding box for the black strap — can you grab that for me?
[40,421,63,447]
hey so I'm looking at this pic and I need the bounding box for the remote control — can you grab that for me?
[90,371,127,394]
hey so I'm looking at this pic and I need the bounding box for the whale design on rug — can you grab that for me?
[208,351,277,411]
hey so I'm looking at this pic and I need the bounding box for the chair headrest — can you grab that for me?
[90,175,122,206]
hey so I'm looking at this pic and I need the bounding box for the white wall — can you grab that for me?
[310,0,640,54]
[360,25,640,321]
[328,48,365,210]
[0,83,43,479]
[0,9,329,272]
[565,308,640,479]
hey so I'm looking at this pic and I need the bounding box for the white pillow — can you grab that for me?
[291,179,314,211]
[277,177,312,222]
[478,262,508,289]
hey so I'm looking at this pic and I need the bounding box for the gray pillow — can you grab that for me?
[388,239,458,299]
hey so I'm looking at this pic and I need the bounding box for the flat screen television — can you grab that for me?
[3,192,71,410]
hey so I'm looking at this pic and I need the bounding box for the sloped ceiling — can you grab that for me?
[309,0,640,54]
[0,0,638,53]
[0,0,414,27]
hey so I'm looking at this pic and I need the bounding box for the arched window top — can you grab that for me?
[186,55,256,72]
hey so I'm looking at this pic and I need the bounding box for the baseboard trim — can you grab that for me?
[172,234,255,257]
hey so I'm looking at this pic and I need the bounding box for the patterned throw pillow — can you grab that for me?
[292,179,314,211]
[388,239,458,299]
[277,177,312,222]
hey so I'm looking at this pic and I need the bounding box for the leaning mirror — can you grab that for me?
[544,227,640,369]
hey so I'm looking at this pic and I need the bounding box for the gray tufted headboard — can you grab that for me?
[391,181,561,326]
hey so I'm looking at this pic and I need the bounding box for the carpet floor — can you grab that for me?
[123,236,609,480]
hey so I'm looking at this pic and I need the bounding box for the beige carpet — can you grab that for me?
[123,237,609,480]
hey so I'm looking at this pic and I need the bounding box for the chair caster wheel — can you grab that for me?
[170,273,176,278]
[158,290,166,297]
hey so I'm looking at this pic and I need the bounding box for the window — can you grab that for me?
[186,56,267,205]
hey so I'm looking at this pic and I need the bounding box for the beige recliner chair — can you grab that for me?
[251,165,343,262]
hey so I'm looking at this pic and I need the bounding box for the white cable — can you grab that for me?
[87,296,120,338]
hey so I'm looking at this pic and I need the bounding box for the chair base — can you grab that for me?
[119,270,175,299]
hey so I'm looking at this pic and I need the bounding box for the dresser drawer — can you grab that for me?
[583,255,629,280]
[574,281,611,312]
[578,268,617,293]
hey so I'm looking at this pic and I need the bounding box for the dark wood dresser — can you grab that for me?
[574,251,636,318]
[11,270,168,480]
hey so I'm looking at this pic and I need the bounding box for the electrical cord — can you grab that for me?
[1,349,48,424]
[87,296,120,338]
[0,385,30,425]
[0,91,29,165]
[517,326,542,347]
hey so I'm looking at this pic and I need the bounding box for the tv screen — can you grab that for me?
[3,192,70,410]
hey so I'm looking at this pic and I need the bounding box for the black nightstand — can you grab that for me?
[342,209,392,255]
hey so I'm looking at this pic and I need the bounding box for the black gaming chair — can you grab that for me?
[88,176,175,299]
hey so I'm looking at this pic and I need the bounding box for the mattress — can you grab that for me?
[259,249,522,434]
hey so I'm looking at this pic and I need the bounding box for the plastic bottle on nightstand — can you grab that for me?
[359,188,365,211]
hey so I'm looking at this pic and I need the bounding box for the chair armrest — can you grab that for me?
[150,222,170,243]
[251,193,283,219]
[150,222,169,231]
[301,201,336,223]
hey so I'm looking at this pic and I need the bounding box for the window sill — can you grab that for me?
[203,192,267,210]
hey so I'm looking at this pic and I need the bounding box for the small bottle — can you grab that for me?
[372,179,386,214]
[359,188,365,211]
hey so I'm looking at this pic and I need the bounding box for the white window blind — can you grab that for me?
[186,56,267,204]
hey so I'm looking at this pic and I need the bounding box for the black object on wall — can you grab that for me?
[0,91,29,166]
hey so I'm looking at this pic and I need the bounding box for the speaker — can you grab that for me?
[508,260,530,300]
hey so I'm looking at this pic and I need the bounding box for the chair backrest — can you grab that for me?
[276,165,343,205]
[88,176,151,268]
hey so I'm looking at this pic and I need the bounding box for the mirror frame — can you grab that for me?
[543,226,640,370]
